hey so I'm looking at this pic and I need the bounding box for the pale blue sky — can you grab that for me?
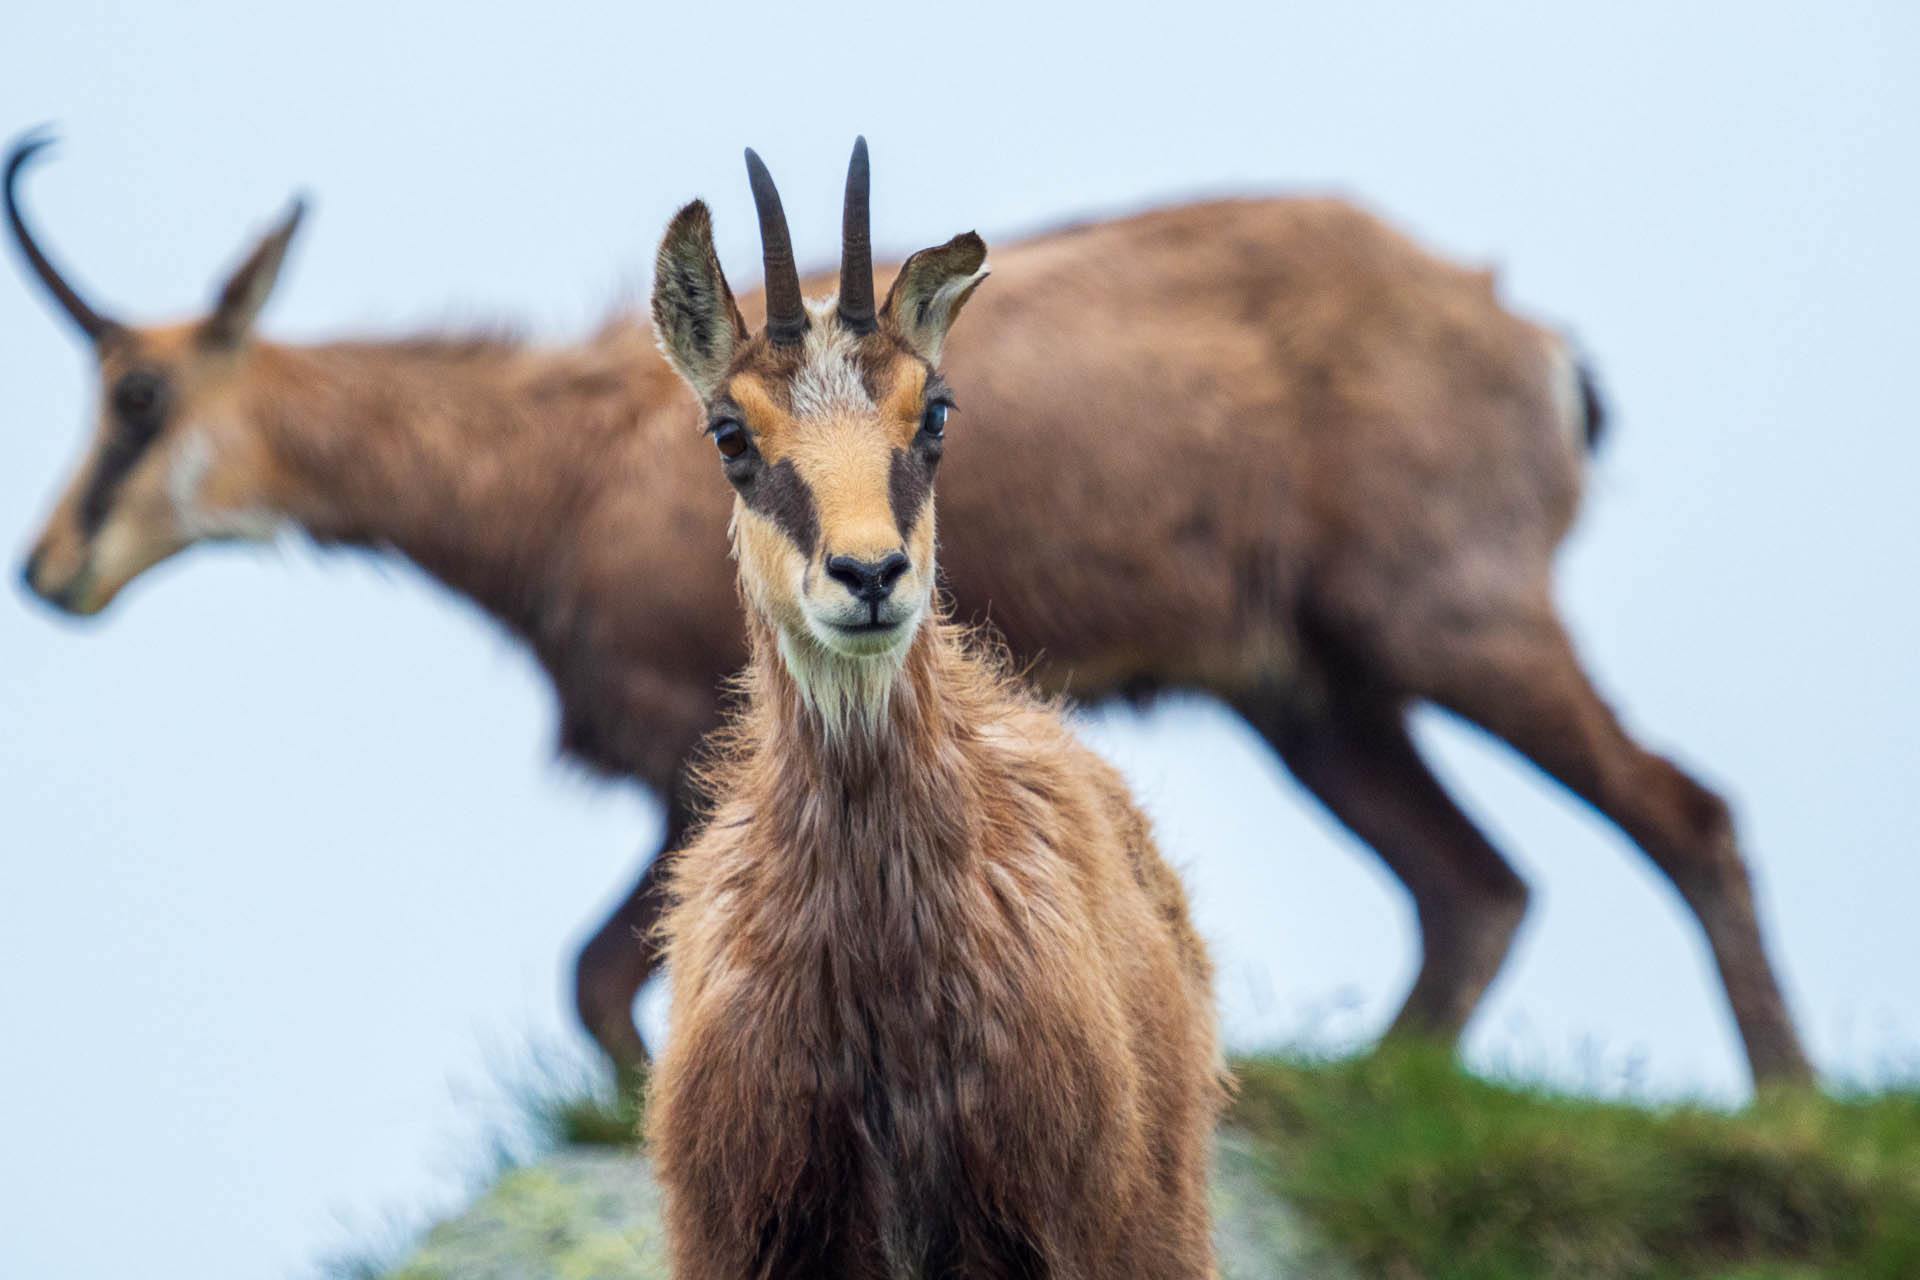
[2,3,1916,1277]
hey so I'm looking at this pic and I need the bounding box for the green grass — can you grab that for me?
[485,1046,1920,1279]
[1228,1045,1920,1280]
[529,1064,648,1149]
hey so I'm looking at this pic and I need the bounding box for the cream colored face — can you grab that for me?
[709,307,950,664]
[22,325,289,616]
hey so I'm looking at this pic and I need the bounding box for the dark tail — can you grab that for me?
[1576,357,1608,454]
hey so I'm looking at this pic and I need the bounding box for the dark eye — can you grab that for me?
[112,371,167,430]
[711,419,750,461]
[921,400,949,439]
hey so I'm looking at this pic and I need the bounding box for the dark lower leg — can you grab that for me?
[573,797,691,1074]
[1424,618,1814,1086]
[1611,751,1813,1087]
[574,854,670,1074]
[1240,692,1530,1047]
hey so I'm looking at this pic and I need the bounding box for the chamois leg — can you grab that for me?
[572,791,692,1078]
[1234,690,1530,1047]
[1413,608,1815,1087]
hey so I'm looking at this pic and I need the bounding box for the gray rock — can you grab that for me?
[389,1133,1347,1279]
[1210,1131,1354,1280]
[390,1151,669,1280]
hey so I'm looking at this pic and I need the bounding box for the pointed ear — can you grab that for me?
[882,231,988,364]
[203,195,306,348]
[651,200,748,401]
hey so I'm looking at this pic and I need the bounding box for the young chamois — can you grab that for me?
[9,131,1814,1087]
[644,141,1221,1278]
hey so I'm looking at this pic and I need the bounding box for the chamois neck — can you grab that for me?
[751,612,952,771]
[244,324,673,636]
[732,609,1009,878]
[719,610,1032,977]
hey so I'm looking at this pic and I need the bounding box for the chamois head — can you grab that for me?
[651,139,988,713]
[8,130,305,615]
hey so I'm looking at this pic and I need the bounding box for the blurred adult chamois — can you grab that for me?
[7,129,1813,1086]
[646,141,1220,1278]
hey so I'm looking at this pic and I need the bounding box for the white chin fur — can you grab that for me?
[808,614,919,658]
[780,608,923,738]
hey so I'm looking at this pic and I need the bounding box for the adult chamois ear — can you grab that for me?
[203,195,307,348]
[651,199,749,402]
[882,231,988,364]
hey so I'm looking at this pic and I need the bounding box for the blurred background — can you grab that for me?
[1,3,1915,1277]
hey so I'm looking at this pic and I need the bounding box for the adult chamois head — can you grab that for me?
[652,137,986,732]
[9,129,306,616]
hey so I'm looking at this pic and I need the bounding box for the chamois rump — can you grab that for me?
[7,130,1813,1086]
[644,141,1221,1278]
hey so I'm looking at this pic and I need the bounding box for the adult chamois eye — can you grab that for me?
[711,420,750,461]
[112,370,167,431]
[920,400,950,439]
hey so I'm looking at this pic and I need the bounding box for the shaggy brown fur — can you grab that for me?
[655,617,1221,1278]
[10,136,1813,1085]
[644,147,1221,1278]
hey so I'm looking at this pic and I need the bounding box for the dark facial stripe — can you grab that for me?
[78,425,159,535]
[739,455,819,555]
[887,443,937,541]
[79,370,172,535]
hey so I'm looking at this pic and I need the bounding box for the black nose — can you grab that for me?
[824,552,910,604]
[20,549,43,596]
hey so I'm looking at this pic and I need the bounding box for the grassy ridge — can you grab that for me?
[1228,1047,1920,1280]
[531,1048,1920,1279]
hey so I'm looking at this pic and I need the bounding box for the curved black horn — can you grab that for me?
[744,147,807,347]
[4,128,115,342]
[837,136,876,334]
